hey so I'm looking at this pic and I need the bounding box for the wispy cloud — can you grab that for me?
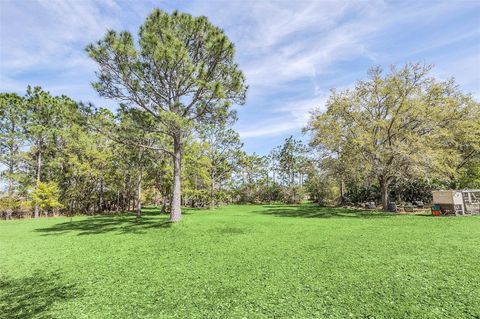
[1,0,479,154]
[237,94,328,138]
[1,0,117,73]
[188,0,383,92]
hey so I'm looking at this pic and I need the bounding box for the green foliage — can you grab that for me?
[280,185,306,204]
[307,62,480,209]
[86,8,247,219]
[183,189,210,207]
[1,204,479,318]
[344,184,381,204]
[344,179,446,205]
[199,123,243,207]
[389,179,444,204]
[228,137,313,205]
[0,93,26,194]
[0,196,31,219]
[456,154,480,189]
[269,136,311,187]
[0,196,20,212]
[233,180,282,204]
[305,174,340,205]
[30,181,63,212]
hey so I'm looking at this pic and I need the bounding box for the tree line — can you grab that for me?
[1,9,479,219]
[306,63,480,210]
[0,86,313,219]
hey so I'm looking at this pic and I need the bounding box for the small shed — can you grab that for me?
[462,189,480,214]
[432,189,480,215]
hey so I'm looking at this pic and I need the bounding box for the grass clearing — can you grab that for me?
[1,203,479,318]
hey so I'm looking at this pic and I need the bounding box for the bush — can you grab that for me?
[389,179,442,204]
[183,189,210,207]
[0,196,31,219]
[344,184,380,204]
[305,175,340,205]
[30,181,63,214]
[281,185,306,204]
[231,182,306,205]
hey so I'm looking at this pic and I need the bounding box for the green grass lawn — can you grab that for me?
[1,204,479,319]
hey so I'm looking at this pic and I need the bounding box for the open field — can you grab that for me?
[1,204,480,319]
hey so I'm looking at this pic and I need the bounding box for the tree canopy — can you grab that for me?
[307,63,480,209]
[0,7,478,218]
[86,9,247,221]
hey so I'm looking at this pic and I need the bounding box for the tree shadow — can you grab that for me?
[254,204,394,219]
[0,271,80,319]
[35,214,173,236]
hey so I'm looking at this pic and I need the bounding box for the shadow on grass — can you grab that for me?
[34,206,209,236]
[255,204,394,219]
[0,271,80,319]
[35,214,173,236]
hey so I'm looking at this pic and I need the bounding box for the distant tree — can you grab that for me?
[30,181,63,215]
[87,9,247,221]
[115,108,158,218]
[24,86,74,217]
[307,63,480,210]
[447,100,480,188]
[53,107,117,214]
[456,154,480,188]
[277,136,309,187]
[0,93,26,195]
[182,138,211,207]
[199,123,243,208]
[267,148,280,185]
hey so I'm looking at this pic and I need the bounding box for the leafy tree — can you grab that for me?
[182,138,211,207]
[456,154,480,189]
[30,181,63,215]
[307,63,479,210]
[199,123,243,208]
[0,93,26,195]
[115,108,159,217]
[447,100,480,188]
[86,9,247,221]
[272,137,310,187]
[24,87,75,217]
[275,137,309,202]
[52,112,114,214]
[232,153,268,203]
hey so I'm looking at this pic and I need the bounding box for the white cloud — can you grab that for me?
[1,0,478,151]
[187,0,383,92]
[238,120,301,138]
[237,94,328,138]
[0,0,119,73]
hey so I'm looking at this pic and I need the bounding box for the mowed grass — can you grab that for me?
[1,204,479,319]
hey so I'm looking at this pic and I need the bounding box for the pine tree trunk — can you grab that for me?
[7,162,14,196]
[340,179,345,205]
[380,177,389,211]
[127,175,132,211]
[136,169,142,218]
[210,174,215,209]
[7,122,16,195]
[170,135,182,222]
[161,194,167,213]
[99,179,104,212]
[34,149,42,218]
[116,191,120,212]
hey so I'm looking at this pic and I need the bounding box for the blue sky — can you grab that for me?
[1,0,479,154]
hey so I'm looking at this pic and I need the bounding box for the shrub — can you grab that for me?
[305,175,340,205]
[30,181,63,214]
[0,196,31,219]
[281,185,306,204]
